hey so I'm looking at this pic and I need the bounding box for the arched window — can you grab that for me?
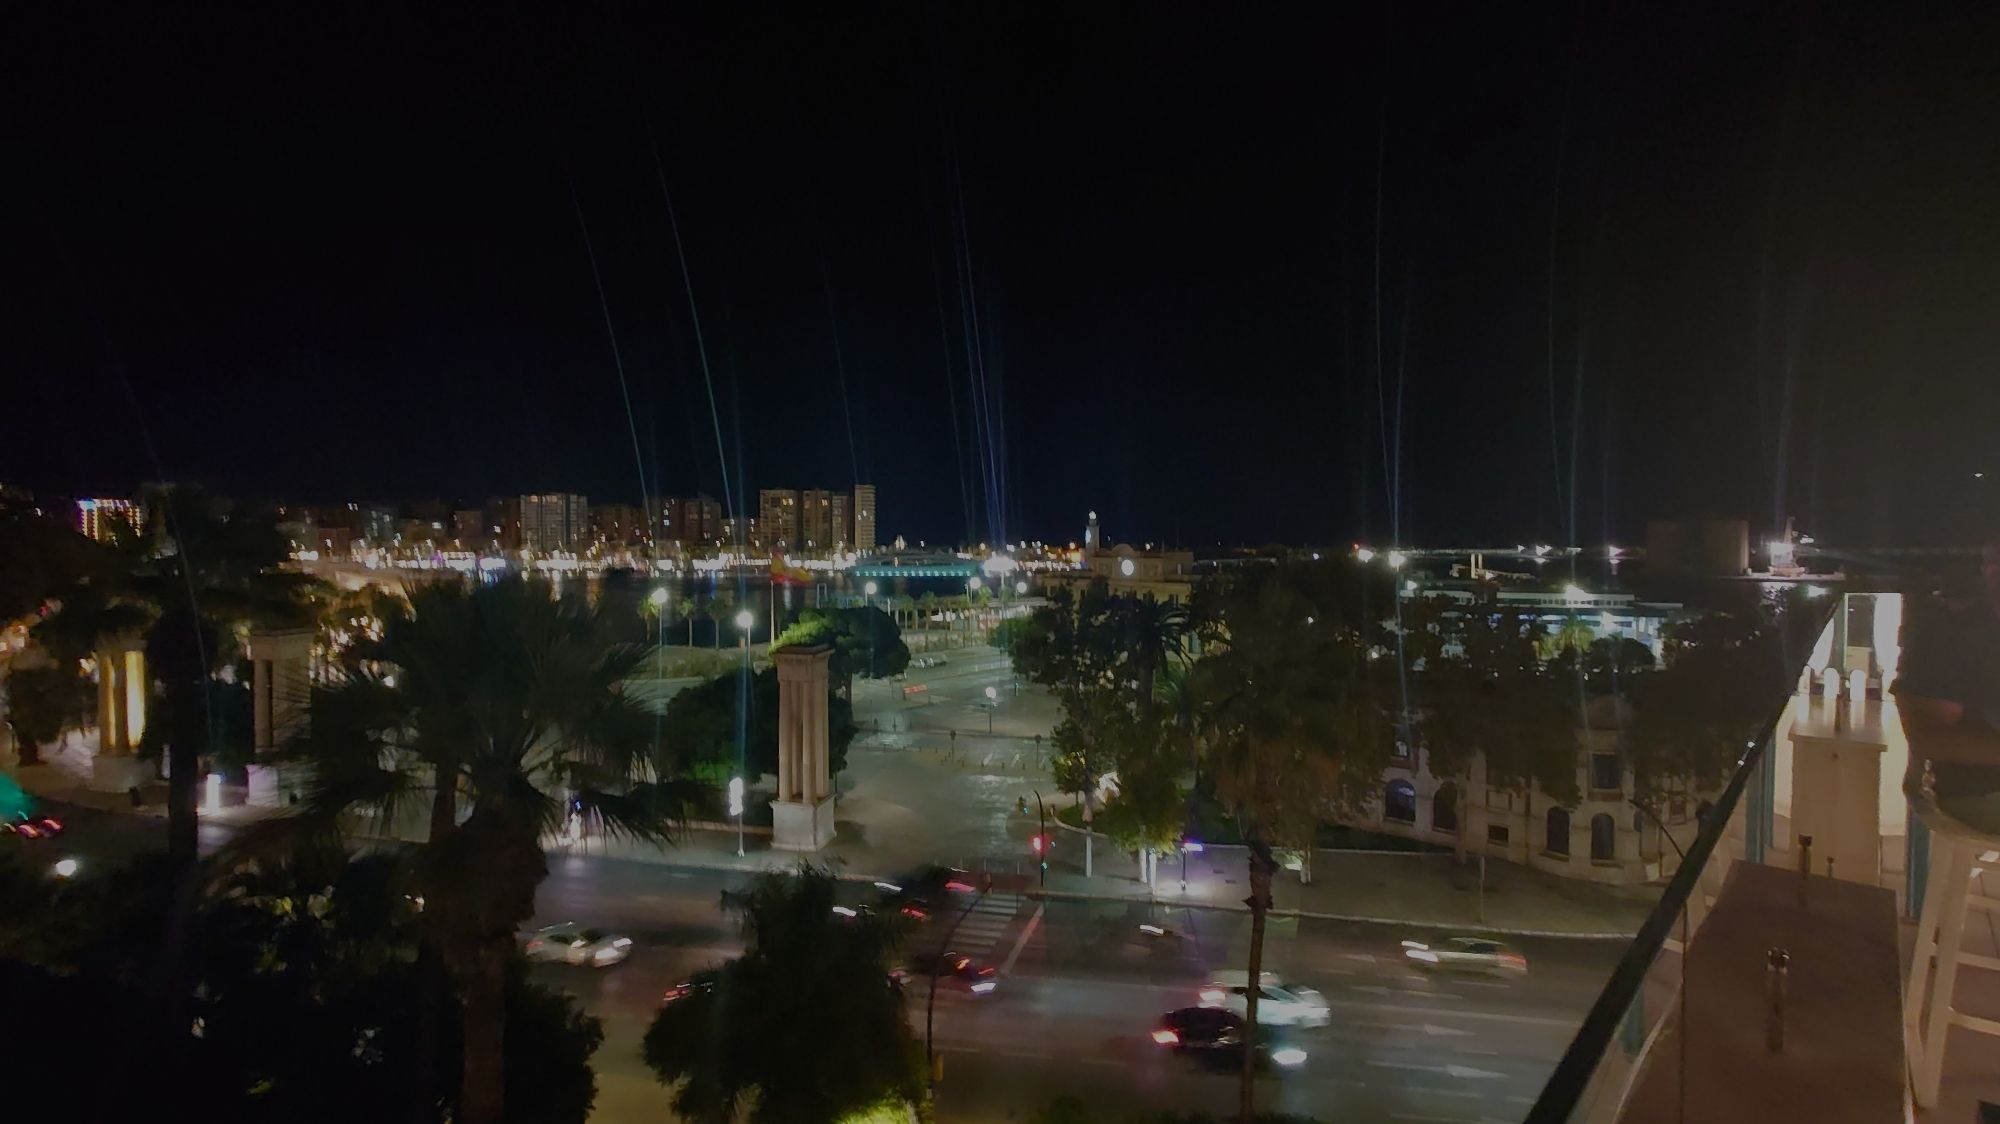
[1546,807,1571,856]
[1591,813,1616,861]
[1433,783,1460,833]
[1384,779,1417,823]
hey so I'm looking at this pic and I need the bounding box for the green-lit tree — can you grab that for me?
[660,666,858,784]
[643,864,920,1122]
[771,606,910,697]
[2,657,95,766]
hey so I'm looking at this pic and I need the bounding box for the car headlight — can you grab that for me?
[1406,949,1438,963]
[1271,1047,1307,1067]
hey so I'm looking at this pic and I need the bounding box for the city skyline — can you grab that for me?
[12,7,2000,551]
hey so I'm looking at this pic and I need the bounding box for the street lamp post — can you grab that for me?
[728,776,745,858]
[984,684,997,734]
[735,607,755,857]
[1032,789,1048,889]
[1632,799,1691,1124]
[649,586,670,680]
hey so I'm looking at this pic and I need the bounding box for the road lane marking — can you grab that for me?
[1353,984,1466,1001]
[1355,1021,1474,1038]
[999,902,1044,976]
[1368,1061,1507,1079]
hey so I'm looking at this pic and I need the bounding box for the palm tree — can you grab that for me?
[265,577,678,1124]
[1191,567,1394,1122]
[1117,594,1190,717]
[643,864,919,1122]
[679,597,698,648]
[917,592,939,646]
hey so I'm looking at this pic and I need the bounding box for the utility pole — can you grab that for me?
[926,877,991,1091]
[1033,789,1049,889]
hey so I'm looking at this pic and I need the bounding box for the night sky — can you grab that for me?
[8,4,1999,549]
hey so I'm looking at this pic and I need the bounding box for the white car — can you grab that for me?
[1198,971,1330,1028]
[1403,936,1529,976]
[525,924,634,968]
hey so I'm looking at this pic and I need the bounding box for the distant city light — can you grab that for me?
[1354,546,1376,563]
[1403,580,1418,594]
[1563,584,1587,600]
[1386,550,1407,569]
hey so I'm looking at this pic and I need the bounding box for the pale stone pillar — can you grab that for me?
[770,644,834,850]
[246,629,314,754]
[246,629,315,806]
[90,635,152,792]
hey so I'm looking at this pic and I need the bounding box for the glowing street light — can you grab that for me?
[648,587,670,607]
[985,684,998,733]
[864,580,878,598]
[728,776,745,857]
[52,857,79,879]
[1563,584,1587,601]
[1354,546,1376,563]
[735,609,754,632]
[1015,580,1028,595]
[1386,550,1408,569]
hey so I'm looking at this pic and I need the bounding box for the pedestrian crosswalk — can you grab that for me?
[944,891,1022,958]
[919,891,1024,1009]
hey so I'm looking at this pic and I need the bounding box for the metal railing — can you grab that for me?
[1525,597,1835,1123]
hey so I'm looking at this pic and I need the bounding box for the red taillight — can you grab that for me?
[946,880,975,893]
[901,906,927,919]
[955,957,970,970]
[1504,953,1527,969]
[41,818,61,832]
[1151,1029,1179,1045]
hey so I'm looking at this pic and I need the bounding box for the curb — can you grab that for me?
[1021,886,1637,941]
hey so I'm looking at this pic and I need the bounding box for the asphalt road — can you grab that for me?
[523,853,1623,1123]
[28,739,1624,1123]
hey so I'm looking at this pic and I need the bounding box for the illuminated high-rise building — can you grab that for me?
[758,489,800,550]
[520,493,588,554]
[75,497,139,542]
[852,484,877,553]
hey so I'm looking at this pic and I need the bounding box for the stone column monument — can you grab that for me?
[246,628,316,806]
[90,634,152,792]
[770,644,837,851]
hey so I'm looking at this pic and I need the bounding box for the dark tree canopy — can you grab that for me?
[661,666,857,782]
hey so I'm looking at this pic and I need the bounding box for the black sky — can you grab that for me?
[7,3,1999,549]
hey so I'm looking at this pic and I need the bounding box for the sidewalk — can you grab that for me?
[10,734,1653,938]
